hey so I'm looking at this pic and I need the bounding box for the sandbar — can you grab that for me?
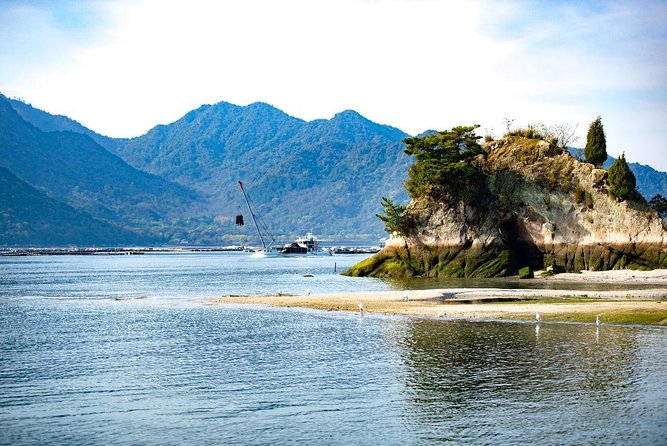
[211,269,667,326]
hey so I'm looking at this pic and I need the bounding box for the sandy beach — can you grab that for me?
[212,269,667,325]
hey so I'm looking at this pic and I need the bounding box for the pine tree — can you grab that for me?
[376,197,408,235]
[608,154,637,201]
[584,116,607,168]
[403,125,483,201]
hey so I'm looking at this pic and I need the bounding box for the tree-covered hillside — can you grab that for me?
[0,166,153,246]
[0,94,200,241]
[109,102,411,239]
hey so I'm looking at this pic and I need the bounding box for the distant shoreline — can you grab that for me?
[0,246,380,256]
[211,269,667,326]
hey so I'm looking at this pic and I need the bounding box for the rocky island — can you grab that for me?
[346,124,667,278]
[213,122,667,327]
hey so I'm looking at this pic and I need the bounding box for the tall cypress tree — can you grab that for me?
[584,116,607,168]
[608,154,636,201]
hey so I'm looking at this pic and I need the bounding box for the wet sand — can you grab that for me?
[211,269,667,325]
[532,268,667,284]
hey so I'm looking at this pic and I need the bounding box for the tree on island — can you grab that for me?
[403,125,483,202]
[584,116,607,168]
[649,194,667,218]
[376,197,408,235]
[608,154,638,201]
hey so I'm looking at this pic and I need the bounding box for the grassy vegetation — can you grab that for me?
[497,297,611,304]
[492,299,667,325]
[547,308,667,325]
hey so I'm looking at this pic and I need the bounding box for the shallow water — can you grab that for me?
[0,252,389,300]
[1,253,666,444]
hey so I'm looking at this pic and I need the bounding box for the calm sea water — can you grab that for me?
[1,253,666,445]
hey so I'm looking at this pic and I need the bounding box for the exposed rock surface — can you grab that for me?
[346,136,667,278]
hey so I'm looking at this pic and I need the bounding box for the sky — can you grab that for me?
[1,0,666,170]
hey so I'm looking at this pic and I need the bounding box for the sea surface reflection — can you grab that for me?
[1,297,665,445]
[397,319,666,444]
[1,253,666,444]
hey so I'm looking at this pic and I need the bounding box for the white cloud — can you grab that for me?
[1,0,666,169]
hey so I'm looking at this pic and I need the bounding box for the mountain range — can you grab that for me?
[2,94,410,245]
[1,93,665,246]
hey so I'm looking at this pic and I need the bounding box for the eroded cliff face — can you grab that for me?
[346,136,667,278]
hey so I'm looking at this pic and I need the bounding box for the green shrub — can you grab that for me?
[608,154,637,201]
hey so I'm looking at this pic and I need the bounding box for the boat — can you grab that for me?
[279,232,332,256]
[238,181,332,257]
[238,181,281,257]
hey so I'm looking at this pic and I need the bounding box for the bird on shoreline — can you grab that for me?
[536,311,541,323]
[357,301,365,313]
[596,315,601,326]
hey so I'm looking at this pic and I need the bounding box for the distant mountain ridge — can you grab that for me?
[3,94,666,246]
[9,98,115,149]
[2,96,412,245]
[0,94,201,245]
[105,100,411,239]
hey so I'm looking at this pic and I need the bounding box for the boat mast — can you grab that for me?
[238,181,267,249]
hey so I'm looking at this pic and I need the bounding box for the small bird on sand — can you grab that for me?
[403,293,409,301]
[305,289,311,296]
[357,301,365,312]
[536,311,541,322]
[596,315,601,326]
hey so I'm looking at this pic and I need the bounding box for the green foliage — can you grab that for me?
[518,266,534,279]
[608,154,637,201]
[649,194,667,218]
[376,197,408,235]
[584,116,607,167]
[403,125,483,201]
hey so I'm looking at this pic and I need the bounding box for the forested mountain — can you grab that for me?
[104,102,411,238]
[0,94,200,242]
[0,166,153,246]
[3,97,411,244]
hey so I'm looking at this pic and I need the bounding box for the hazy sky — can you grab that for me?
[1,0,666,169]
